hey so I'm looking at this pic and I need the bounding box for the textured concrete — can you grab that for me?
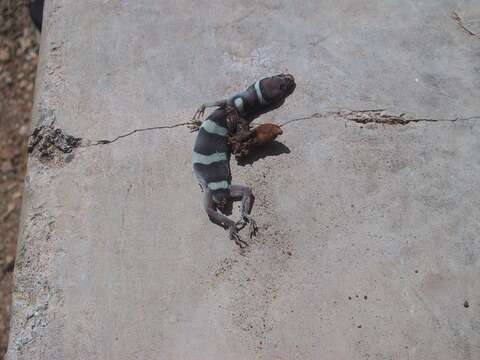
[7,0,480,359]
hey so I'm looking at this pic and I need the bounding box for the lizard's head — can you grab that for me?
[258,73,296,106]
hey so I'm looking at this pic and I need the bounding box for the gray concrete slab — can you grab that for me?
[7,0,480,359]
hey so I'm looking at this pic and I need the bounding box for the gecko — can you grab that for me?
[192,74,296,247]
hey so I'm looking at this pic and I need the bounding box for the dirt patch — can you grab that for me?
[28,112,82,163]
[0,1,39,357]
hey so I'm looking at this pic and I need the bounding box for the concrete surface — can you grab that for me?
[7,0,480,359]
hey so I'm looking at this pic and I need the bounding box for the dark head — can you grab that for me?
[258,74,296,106]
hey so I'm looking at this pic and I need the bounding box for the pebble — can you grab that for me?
[18,36,32,53]
[0,48,10,62]
[1,160,13,173]
[5,256,14,266]
[3,255,15,273]
[19,125,29,135]
[464,300,469,308]
[3,74,13,85]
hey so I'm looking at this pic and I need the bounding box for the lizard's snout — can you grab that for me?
[282,74,296,94]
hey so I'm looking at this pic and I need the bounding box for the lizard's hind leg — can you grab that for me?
[231,185,258,238]
[203,189,248,248]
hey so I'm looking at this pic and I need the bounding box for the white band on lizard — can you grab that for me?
[254,80,266,105]
[234,97,245,114]
[192,151,227,165]
[201,119,228,137]
[207,180,230,190]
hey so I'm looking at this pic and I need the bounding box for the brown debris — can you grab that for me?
[344,110,412,125]
[230,123,283,160]
[452,11,480,39]
[280,110,480,128]
[28,122,82,160]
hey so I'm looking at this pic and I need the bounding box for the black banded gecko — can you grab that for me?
[192,74,296,247]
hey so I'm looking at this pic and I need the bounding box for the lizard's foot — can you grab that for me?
[230,226,248,248]
[235,217,248,230]
[237,215,258,239]
[247,217,258,239]
[187,119,202,132]
[189,104,208,132]
[192,104,206,121]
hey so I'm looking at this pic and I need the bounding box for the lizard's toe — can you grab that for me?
[230,227,248,248]
[193,104,206,121]
[188,119,202,132]
[248,218,258,238]
[235,218,248,230]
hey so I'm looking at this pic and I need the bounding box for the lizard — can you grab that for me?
[191,74,296,247]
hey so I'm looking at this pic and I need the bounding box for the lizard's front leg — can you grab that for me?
[189,99,228,132]
[230,185,258,238]
[203,190,248,248]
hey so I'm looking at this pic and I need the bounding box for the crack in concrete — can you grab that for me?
[279,110,480,127]
[82,122,190,146]
[28,110,480,158]
[452,11,480,40]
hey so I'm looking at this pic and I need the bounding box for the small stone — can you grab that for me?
[414,270,419,274]
[357,325,362,328]
[3,255,15,273]
[5,202,15,216]
[18,36,33,54]
[0,69,13,85]
[348,296,352,300]
[364,295,368,300]
[1,160,13,173]
[0,48,10,62]
[19,125,29,135]
[464,300,469,308]
[2,19,13,32]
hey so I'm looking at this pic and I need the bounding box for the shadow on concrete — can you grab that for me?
[237,141,291,166]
